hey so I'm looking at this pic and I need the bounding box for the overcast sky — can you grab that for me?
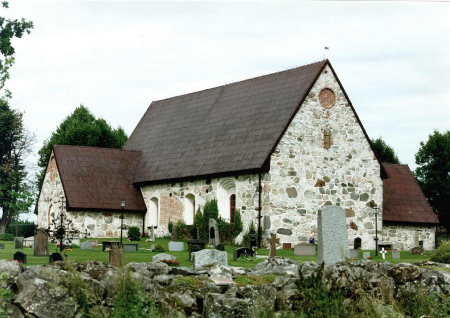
[4,1,450,203]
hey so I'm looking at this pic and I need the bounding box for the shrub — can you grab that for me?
[0,234,13,241]
[192,199,244,245]
[6,220,36,238]
[168,220,195,241]
[153,244,165,252]
[430,240,450,264]
[127,227,140,241]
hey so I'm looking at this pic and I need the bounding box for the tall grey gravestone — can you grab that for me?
[34,229,49,256]
[209,219,220,246]
[317,205,350,264]
[14,237,23,249]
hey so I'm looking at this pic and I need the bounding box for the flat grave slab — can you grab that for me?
[294,244,316,256]
[123,243,139,253]
[169,241,184,251]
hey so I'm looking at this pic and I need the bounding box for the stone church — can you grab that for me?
[36,60,438,250]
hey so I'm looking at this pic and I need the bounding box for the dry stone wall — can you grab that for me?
[37,151,143,238]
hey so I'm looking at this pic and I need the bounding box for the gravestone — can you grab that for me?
[392,249,400,259]
[14,237,23,249]
[294,243,316,256]
[0,243,4,249]
[191,249,227,270]
[109,249,123,267]
[354,237,362,250]
[151,253,176,263]
[209,219,220,246]
[169,241,184,251]
[80,241,93,250]
[349,249,359,259]
[123,243,139,253]
[149,226,155,241]
[169,224,183,251]
[14,251,26,264]
[187,239,206,261]
[215,244,225,251]
[267,233,279,258]
[380,247,387,260]
[192,227,199,240]
[363,252,371,259]
[263,215,271,230]
[24,237,34,248]
[317,205,350,264]
[34,229,49,256]
[249,230,257,249]
[233,247,255,261]
[49,252,63,263]
[411,246,423,255]
[171,224,178,241]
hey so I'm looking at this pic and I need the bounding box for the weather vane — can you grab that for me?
[323,47,329,60]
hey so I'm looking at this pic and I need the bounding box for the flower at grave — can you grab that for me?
[159,259,180,266]
[64,248,73,252]
[105,248,112,252]
[351,258,358,261]
[367,256,372,259]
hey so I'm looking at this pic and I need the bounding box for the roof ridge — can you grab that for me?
[152,59,327,104]
[53,144,142,153]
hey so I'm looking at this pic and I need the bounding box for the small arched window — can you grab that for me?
[230,194,236,223]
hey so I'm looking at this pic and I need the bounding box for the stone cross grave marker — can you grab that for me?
[267,233,279,258]
[209,219,220,246]
[80,241,93,250]
[14,251,27,264]
[14,237,23,249]
[354,237,361,250]
[317,205,350,264]
[380,247,387,260]
[34,229,49,256]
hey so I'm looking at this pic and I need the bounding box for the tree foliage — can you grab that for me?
[371,137,401,164]
[36,105,128,188]
[0,1,33,95]
[415,130,450,238]
[0,100,35,233]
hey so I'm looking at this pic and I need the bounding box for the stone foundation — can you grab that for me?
[381,223,435,250]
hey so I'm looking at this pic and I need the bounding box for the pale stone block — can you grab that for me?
[294,244,316,256]
[363,252,371,259]
[151,253,176,263]
[392,249,400,259]
[191,249,228,270]
[80,242,93,250]
[169,241,184,251]
[349,249,359,259]
[317,205,349,264]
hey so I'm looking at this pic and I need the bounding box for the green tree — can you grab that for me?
[0,100,35,233]
[415,130,450,239]
[0,1,33,96]
[36,105,128,189]
[371,137,401,164]
[0,2,34,233]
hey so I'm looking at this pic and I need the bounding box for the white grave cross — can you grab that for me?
[380,247,387,260]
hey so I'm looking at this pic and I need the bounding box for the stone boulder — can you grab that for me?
[191,249,228,270]
[248,257,300,277]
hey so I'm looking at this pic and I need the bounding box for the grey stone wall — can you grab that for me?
[260,65,383,249]
[381,224,435,250]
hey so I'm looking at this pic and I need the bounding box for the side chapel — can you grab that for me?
[36,60,438,250]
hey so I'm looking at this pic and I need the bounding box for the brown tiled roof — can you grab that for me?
[382,163,438,224]
[124,60,328,184]
[53,145,146,212]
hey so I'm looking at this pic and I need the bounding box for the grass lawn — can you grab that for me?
[0,237,433,267]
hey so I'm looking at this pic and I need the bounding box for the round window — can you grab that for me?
[319,88,336,109]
